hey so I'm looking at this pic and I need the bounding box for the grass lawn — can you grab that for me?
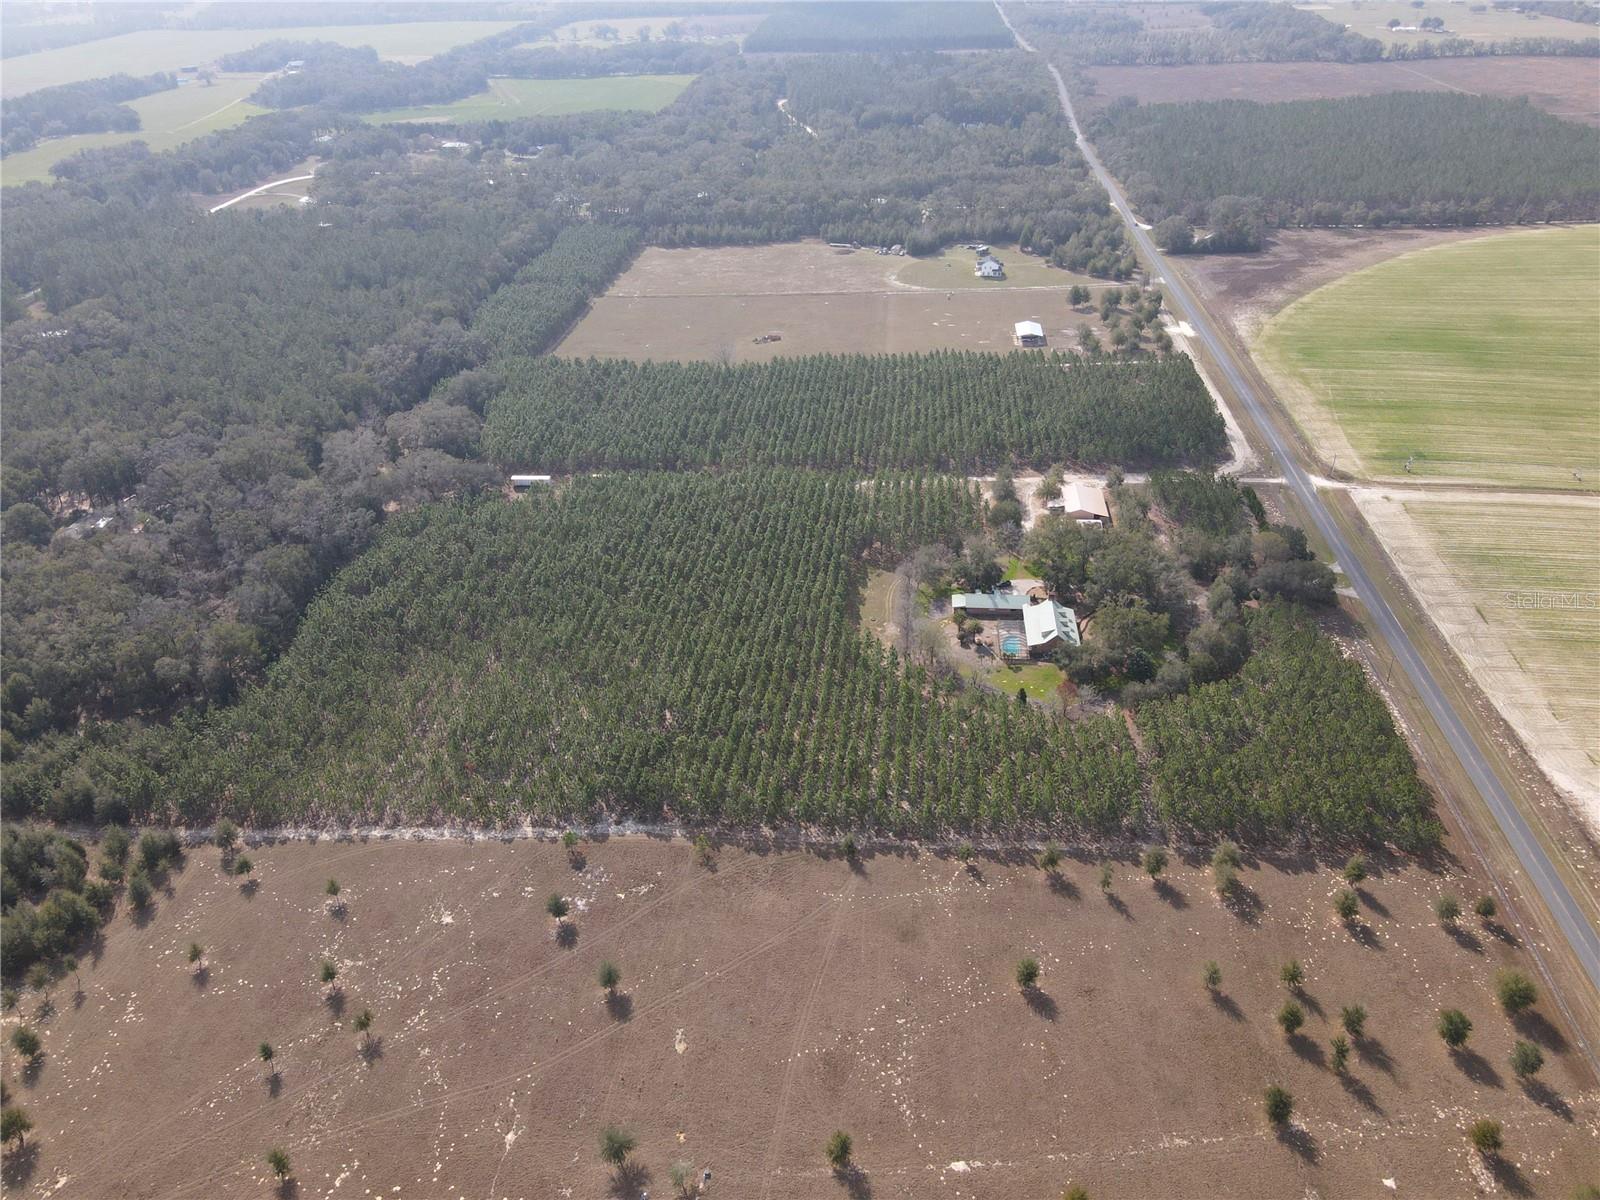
[893,243,1099,290]
[991,660,1068,702]
[2,21,525,96]
[366,74,696,123]
[2,74,267,187]
[1297,0,1598,46]
[1401,498,1599,784]
[1257,224,1600,490]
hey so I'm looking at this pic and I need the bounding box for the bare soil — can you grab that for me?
[1080,58,1600,125]
[557,242,1115,362]
[4,836,1593,1199]
[1167,226,1512,343]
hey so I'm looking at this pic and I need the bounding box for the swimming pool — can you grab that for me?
[1001,634,1024,657]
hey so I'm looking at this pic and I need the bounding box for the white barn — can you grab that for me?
[1013,320,1045,347]
[1046,482,1110,526]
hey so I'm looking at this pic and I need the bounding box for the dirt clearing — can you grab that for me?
[1081,58,1600,125]
[557,243,1121,362]
[4,836,1593,1199]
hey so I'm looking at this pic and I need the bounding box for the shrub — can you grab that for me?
[1330,1035,1349,1074]
[1340,1004,1367,1039]
[267,1147,290,1179]
[599,1125,636,1167]
[1280,960,1304,991]
[126,871,153,910]
[100,826,131,865]
[825,1130,852,1168]
[352,1008,374,1041]
[1467,1118,1502,1156]
[10,1027,41,1061]
[213,819,238,851]
[1,1106,33,1149]
[1342,854,1366,885]
[1277,1001,1305,1036]
[234,856,254,878]
[693,834,714,868]
[137,830,182,874]
[1141,846,1168,880]
[841,834,858,860]
[1015,957,1041,990]
[1038,842,1062,872]
[1437,1008,1472,1048]
[546,893,569,921]
[188,942,203,964]
[1099,862,1113,890]
[1212,861,1237,895]
[1202,961,1221,990]
[1509,1040,1544,1079]
[1,989,15,1011]
[325,878,340,897]
[1434,894,1461,925]
[1473,894,1496,920]
[1495,970,1537,1015]
[598,961,621,994]
[1211,840,1241,870]
[1264,1085,1293,1125]
[320,959,338,984]
[1333,889,1359,921]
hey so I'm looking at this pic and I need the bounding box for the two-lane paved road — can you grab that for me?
[994,4,1600,1022]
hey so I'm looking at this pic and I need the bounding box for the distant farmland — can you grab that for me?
[1,21,525,96]
[2,75,266,187]
[1257,224,1600,490]
[366,74,696,123]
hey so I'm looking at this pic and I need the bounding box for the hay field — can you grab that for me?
[2,75,267,187]
[1,21,525,96]
[1257,225,1600,490]
[1298,0,1599,46]
[1357,493,1600,807]
[366,73,695,123]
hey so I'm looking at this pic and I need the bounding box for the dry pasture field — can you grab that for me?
[1079,58,1600,125]
[3,836,1594,1199]
[557,242,1115,362]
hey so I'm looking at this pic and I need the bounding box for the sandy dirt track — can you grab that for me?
[3,837,1593,1199]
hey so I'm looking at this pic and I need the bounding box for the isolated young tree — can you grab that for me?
[1330,1035,1350,1074]
[1277,1001,1305,1037]
[1509,1040,1544,1079]
[1333,889,1360,922]
[26,964,50,999]
[1037,842,1061,873]
[841,833,859,860]
[1280,961,1304,992]
[562,830,582,868]
[214,819,239,853]
[598,961,621,996]
[1434,894,1461,926]
[320,960,338,985]
[1213,860,1238,896]
[1473,895,1496,920]
[1061,1187,1089,1200]
[670,1160,695,1197]
[1264,1086,1293,1126]
[189,942,204,965]
[825,1130,852,1169]
[1342,854,1367,885]
[1466,1118,1503,1157]
[599,1125,636,1168]
[258,1042,275,1077]
[1437,1008,1473,1049]
[1340,1004,1367,1039]
[1015,957,1041,990]
[235,855,255,880]
[10,1027,41,1062]
[1495,970,1537,1015]
[266,1147,291,1180]
[546,893,570,923]
[1202,961,1222,991]
[1098,862,1113,891]
[1211,841,1241,872]
[955,842,975,867]
[326,878,340,897]
[1141,846,1168,881]
[1,1106,33,1151]
[353,1008,375,1047]
[2,989,17,1013]
[693,834,715,868]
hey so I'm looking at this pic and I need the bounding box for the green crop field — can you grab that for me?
[1,21,525,97]
[1298,1,1599,47]
[2,75,267,187]
[1257,224,1600,490]
[1401,498,1600,785]
[367,74,697,123]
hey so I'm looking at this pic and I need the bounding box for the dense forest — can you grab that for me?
[162,471,1144,831]
[482,353,1228,473]
[1092,92,1600,231]
[743,1,1013,52]
[1,73,175,157]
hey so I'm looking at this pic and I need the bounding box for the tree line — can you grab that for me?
[1091,92,1600,234]
[481,352,1229,474]
[1,73,176,158]
[743,2,1015,53]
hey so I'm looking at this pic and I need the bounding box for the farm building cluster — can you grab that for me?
[952,588,1081,661]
